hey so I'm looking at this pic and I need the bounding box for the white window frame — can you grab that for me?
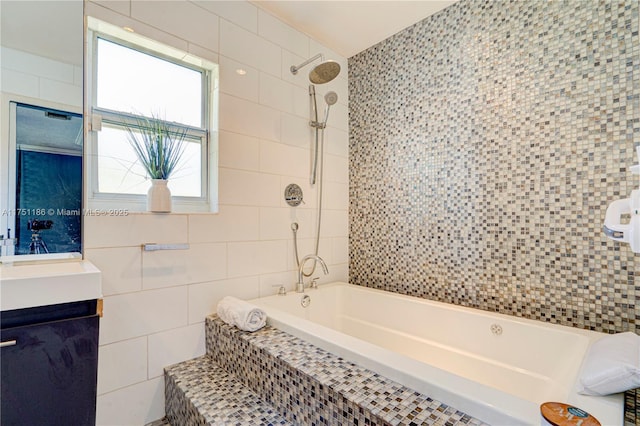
[85,17,219,213]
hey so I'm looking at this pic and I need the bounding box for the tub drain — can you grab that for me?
[490,324,503,335]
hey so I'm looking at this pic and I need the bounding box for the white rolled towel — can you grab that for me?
[216,296,266,332]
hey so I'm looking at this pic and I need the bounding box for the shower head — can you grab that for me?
[324,91,338,106]
[309,61,341,84]
[291,53,341,84]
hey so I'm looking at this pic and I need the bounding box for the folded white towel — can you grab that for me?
[216,296,266,332]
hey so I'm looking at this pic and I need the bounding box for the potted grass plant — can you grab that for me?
[124,114,187,213]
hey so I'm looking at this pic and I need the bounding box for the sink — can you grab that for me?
[0,259,102,311]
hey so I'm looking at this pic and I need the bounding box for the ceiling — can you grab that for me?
[0,1,456,66]
[252,0,457,58]
[1,1,84,66]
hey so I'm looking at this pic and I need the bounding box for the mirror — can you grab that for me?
[1,1,84,259]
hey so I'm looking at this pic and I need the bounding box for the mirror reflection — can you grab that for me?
[1,0,84,258]
[13,103,83,254]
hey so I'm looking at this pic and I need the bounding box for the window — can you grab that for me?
[86,18,218,212]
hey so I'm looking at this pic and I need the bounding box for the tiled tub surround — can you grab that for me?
[626,388,639,426]
[251,282,623,425]
[205,316,486,426]
[165,356,290,425]
[349,0,639,335]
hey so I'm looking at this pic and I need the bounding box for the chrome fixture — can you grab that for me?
[143,243,190,251]
[272,285,287,296]
[284,183,304,207]
[310,277,320,290]
[296,254,328,293]
[0,231,16,258]
[290,53,341,85]
[325,91,338,105]
[310,90,339,130]
[289,53,341,184]
[309,87,339,185]
[289,54,341,281]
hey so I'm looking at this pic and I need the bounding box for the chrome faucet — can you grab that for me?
[296,254,328,293]
[0,230,16,258]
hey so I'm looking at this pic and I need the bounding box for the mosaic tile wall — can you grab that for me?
[349,0,640,334]
[625,388,638,426]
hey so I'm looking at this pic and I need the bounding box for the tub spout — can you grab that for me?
[296,254,328,292]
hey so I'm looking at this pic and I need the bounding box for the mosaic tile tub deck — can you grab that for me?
[625,388,640,426]
[165,356,290,426]
[160,315,638,425]
[204,316,486,426]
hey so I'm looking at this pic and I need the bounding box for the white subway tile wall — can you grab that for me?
[1,47,83,108]
[97,337,147,395]
[84,1,348,424]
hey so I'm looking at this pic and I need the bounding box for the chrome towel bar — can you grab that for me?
[143,243,190,251]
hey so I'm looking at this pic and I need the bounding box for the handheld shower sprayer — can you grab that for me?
[323,91,338,125]
[324,91,338,105]
[309,91,339,130]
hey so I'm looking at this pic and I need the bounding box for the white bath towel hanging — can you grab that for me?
[216,296,267,332]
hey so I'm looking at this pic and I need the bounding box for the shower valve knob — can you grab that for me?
[284,184,304,207]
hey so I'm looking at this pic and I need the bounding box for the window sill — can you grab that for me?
[87,195,218,214]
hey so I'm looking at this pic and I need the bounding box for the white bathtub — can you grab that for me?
[251,282,623,425]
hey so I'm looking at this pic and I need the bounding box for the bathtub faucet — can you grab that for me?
[296,254,328,293]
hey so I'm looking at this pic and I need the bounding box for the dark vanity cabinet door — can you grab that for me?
[1,301,99,426]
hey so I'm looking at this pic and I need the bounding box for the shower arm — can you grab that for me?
[290,53,324,75]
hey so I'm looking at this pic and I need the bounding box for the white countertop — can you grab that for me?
[0,259,102,311]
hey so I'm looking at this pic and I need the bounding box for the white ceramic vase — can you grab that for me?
[147,179,171,213]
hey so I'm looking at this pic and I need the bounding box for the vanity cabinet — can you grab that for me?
[1,299,99,426]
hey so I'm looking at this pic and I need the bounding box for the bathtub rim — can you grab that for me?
[251,281,623,426]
